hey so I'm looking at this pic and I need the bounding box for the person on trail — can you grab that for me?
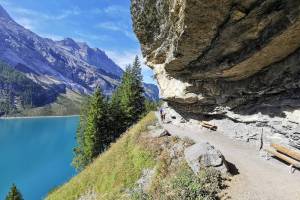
[160,108,164,122]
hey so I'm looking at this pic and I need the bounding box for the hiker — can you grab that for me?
[160,108,164,122]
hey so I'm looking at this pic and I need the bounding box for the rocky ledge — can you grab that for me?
[131,0,300,150]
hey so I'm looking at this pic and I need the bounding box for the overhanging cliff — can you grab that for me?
[131,0,300,149]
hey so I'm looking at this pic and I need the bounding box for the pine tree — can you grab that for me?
[144,99,159,113]
[72,98,90,170]
[72,88,110,170]
[118,65,136,127]
[72,56,146,171]
[5,184,23,200]
[108,90,127,138]
[131,56,146,121]
[116,56,146,127]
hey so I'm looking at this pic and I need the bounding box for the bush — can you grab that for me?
[139,163,223,200]
[169,165,222,200]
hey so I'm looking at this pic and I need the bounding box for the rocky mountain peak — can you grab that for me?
[58,38,80,49]
[0,5,12,21]
[77,41,89,48]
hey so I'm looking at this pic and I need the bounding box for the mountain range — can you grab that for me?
[0,5,158,115]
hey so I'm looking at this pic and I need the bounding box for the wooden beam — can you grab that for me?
[271,143,300,161]
[202,121,210,125]
[200,121,217,131]
[265,148,300,168]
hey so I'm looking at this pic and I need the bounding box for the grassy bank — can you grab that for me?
[46,112,224,200]
[46,112,157,200]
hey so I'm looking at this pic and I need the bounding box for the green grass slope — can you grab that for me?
[46,112,224,200]
[46,112,157,200]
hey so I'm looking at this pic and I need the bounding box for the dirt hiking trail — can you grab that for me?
[156,113,300,200]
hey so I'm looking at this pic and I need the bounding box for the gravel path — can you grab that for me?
[156,113,300,200]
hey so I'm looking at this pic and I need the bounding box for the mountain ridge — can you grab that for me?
[0,4,158,114]
[0,6,122,95]
[0,4,12,20]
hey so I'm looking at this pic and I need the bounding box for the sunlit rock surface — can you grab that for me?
[132,0,300,149]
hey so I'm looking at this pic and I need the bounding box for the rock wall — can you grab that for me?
[131,0,300,149]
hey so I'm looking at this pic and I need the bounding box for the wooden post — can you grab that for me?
[290,165,296,174]
[259,129,264,151]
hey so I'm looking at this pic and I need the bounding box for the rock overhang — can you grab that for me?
[132,0,300,149]
[131,0,300,115]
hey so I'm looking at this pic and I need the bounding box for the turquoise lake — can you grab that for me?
[0,116,79,200]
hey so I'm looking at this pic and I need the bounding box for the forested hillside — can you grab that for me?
[0,62,60,115]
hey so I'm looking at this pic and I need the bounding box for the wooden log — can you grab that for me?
[201,124,217,131]
[201,121,217,131]
[202,124,213,129]
[202,121,211,125]
[265,148,300,168]
[271,143,300,161]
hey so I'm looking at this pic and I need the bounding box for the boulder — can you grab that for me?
[149,128,170,138]
[147,125,159,131]
[184,142,228,174]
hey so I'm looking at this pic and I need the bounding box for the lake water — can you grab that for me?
[0,116,79,200]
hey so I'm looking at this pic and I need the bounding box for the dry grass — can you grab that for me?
[46,111,224,200]
[46,112,157,200]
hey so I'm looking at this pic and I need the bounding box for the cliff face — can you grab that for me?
[131,0,300,149]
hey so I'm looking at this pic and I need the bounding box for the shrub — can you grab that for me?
[169,165,222,200]
[146,163,223,200]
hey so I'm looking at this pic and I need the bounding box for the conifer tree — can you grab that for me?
[73,88,110,170]
[108,90,127,138]
[72,56,146,171]
[115,56,146,126]
[131,56,146,121]
[106,56,145,139]
[118,65,136,127]
[84,88,108,159]
[5,184,23,200]
[144,99,159,113]
[72,98,90,170]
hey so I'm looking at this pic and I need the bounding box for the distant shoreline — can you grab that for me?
[0,115,80,120]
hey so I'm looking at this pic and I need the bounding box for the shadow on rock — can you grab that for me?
[226,160,239,176]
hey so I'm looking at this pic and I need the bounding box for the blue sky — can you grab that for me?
[0,0,156,84]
